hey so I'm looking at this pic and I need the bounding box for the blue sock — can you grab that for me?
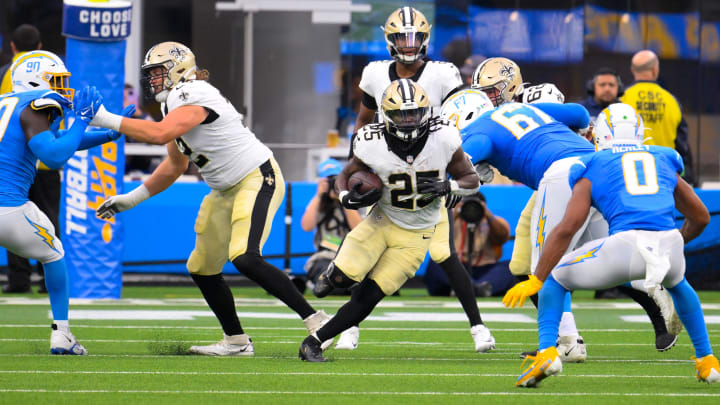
[563,290,572,312]
[42,258,69,321]
[538,275,568,350]
[667,278,712,358]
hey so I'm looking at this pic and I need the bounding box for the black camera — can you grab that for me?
[459,192,486,223]
[326,175,337,194]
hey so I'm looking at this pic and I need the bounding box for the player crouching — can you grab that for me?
[299,79,480,362]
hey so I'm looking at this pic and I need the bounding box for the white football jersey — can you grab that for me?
[359,60,463,116]
[164,80,272,190]
[353,121,461,230]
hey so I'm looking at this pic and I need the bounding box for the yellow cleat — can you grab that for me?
[695,354,720,384]
[516,346,563,387]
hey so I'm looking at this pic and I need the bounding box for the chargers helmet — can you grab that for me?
[471,57,523,106]
[594,103,645,150]
[10,50,74,100]
[141,41,197,102]
[440,89,494,131]
[522,83,565,104]
[380,79,430,143]
[382,7,431,64]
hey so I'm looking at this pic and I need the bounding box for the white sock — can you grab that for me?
[54,320,69,333]
[558,312,578,337]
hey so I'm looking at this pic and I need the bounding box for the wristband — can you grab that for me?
[128,184,151,206]
[89,105,123,132]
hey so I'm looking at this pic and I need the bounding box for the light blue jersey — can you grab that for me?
[461,102,593,189]
[0,90,70,206]
[568,144,683,235]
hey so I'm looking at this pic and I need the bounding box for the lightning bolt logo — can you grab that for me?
[535,191,548,255]
[25,216,58,252]
[558,241,606,268]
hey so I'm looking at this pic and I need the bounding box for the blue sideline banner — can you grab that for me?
[61,0,131,298]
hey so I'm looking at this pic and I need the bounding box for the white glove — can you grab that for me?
[475,161,495,184]
[96,185,150,219]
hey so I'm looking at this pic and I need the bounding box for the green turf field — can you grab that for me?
[1,286,719,404]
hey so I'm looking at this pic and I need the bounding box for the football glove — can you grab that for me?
[96,185,151,219]
[502,275,544,308]
[417,177,451,202]
[445,194,462,209]
[73,86,103,124]
[339,183,381,210]
[475,161,495,184]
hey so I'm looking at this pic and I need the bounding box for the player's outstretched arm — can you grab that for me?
[459,132,492,165]
[674,174,710,243]
[96,142,189,219]
[74,105,136,150]
[534,102,590,130]
[23,86,101,169]
[91,104,208,145]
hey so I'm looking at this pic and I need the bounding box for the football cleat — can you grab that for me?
[557,335,586,363]
[312,272,334,298]
[520,350,537,359]
[335,326,359,350]
[516,346,563,387]
[188,334,253,356]
[50,324,87,355]
[470,324,495,353]
[303,310,334,350]
[695,354,720,384]
[651,286,684,336]
[655,332,678,352]
[299,335,327,362]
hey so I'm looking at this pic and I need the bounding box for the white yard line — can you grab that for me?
[0,389,717,397]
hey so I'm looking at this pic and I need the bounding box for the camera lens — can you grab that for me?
[459,195,485,223]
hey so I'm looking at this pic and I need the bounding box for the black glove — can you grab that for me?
[445,194,462,209]
[417,177,451,204]
[341,183,381,210]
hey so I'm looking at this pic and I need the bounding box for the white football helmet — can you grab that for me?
[440,89,494,131]
[594,103,645,150]
[522,83,565,104]
[141,41,197,102]
[10,50,73,100]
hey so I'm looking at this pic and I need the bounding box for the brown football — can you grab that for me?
[348,170,383,194]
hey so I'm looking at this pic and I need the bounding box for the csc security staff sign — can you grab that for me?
[62,0,131,298]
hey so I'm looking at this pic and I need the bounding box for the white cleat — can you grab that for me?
[557,335,586,363]
[189,334,254,356]
[470,324,495,353]
[303,310,334,350]
[334,326,359,350]
[50,325,87,355]
[651,286,684,336]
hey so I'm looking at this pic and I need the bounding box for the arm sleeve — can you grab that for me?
[674,114,694,183]
[361,91,377,110]
[534,103,590,130]
[76,128,113,150]
[460,131,492,164]
[27,119,89,169]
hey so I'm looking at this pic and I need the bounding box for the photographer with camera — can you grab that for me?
[424,191,514,297]
[301,159,362,293]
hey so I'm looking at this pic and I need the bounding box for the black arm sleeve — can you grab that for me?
[675,115,695,185]
[361,91,377,110]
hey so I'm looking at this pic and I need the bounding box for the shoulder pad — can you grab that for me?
[30,96,67,115]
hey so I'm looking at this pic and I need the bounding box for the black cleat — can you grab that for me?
[299,335,327,362]
[520,349,538,359]
[656,332,678,352]
[312,273,334,298]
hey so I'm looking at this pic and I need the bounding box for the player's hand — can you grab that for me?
[74,86,103,124]
[106,105,136,141]
[340,183,381,210]
[502,275,544,308]
[445,194,462,209]
[475,161,494,185]
[96,194,133,219]
[417,177,451,204]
